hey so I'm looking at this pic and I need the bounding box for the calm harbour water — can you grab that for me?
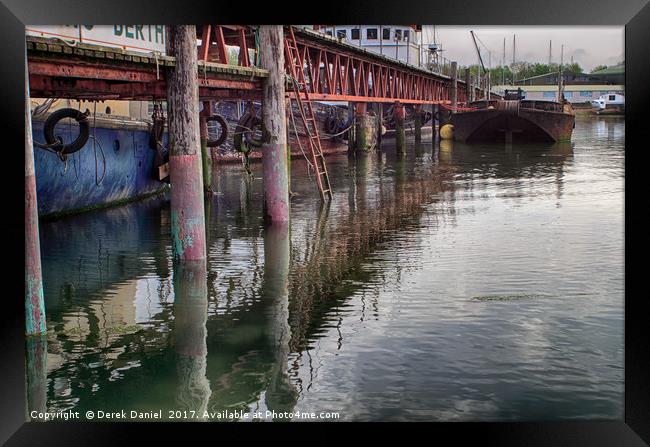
[32,115,624,421]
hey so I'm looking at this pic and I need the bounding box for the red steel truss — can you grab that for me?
[28,25,485,104]
[288,28,465,105]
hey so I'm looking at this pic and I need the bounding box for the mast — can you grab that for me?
[470,31,487,103]
[487,51,491,100]
[558,44,564,102]
[512,34,516,84]
[503,37,506,85]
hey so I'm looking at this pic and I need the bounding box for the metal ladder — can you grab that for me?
[284,27,332,201]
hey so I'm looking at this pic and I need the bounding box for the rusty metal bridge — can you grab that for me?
[27,25,485,104]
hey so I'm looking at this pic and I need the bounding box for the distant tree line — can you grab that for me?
[461,60,624,86]
[463,61,585,86]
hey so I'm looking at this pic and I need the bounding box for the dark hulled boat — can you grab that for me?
[450,89,576,144]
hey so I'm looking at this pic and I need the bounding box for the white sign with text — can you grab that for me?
[26,25,166,54]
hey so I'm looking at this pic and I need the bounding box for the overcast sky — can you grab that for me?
[422,26,624,72]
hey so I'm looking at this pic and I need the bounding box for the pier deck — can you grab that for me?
[27,25,487,104]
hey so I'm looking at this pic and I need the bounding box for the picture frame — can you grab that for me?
[3,0,648,444]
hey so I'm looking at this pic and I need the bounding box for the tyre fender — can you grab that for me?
[44,108,90,154]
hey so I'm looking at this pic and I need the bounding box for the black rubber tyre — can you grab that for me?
[44,108,90,154]
[205,114,229,147]
[243,116,264,148]
[325,116,338,135]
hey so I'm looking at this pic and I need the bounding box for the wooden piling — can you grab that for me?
[354,102,367,151]
[25,52,46,336]
[451,61,458,110]
[464,69,472,103]
[166,25,207,261]
[353,102,377,152]
[394,103,406,154]
[259,25,290,223]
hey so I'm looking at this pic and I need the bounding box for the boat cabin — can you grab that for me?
[591,93,625,111]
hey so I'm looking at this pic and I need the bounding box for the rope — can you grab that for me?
[288,102,314,175]
[320,122,353,138]
[32,98,59,117]
[439,103,479,112]
[33,139,63,150]
[241,152,252,176]
[91,102,107,186]
[54,37,77,47]
[150,51,162,80]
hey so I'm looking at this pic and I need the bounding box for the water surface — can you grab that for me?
[32,115,624,421]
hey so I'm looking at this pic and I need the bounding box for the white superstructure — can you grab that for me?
[316,25,425,67]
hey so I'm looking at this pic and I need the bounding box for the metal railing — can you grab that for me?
[425,55,455,78]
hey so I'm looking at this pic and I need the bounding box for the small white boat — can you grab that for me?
[591,93,625,115]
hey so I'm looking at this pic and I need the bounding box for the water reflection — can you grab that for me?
[26,335,48,419]
[173,261,211,418]
[33,116,622,421]
[262,223,298,417]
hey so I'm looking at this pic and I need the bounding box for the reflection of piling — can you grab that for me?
[432,104,439,147]
[377,103,383,149]
[25,335,48,419]
[348,102,356,154]
[199,102,213,194]
[287,157,455,349]
[25,52,46,335]
[414,104,423,144]
[394,103,406,154]
[166,26,207,261]
[173,261,211,418]
[262,223,297,416]
[260,25,290,223]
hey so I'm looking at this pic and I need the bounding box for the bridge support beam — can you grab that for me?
[414,104,423,144]
[25,54,46,336]
[353,103,378,152]
[260,25,289,223]
[394,103,406,154]
[166,25,207,262]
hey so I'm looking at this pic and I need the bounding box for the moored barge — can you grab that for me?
[450,89,575,144]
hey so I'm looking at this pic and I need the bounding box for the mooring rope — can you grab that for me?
[91,101,107,186]
[288,102,315,176]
